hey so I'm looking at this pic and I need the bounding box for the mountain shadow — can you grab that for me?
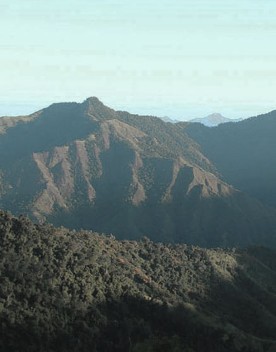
[185,110,276,208]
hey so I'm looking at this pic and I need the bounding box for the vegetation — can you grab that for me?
[0,210,276,351]
[1,98,276,248]
[185,110,276,208]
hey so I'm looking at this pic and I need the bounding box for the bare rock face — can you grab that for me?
[0,98,276,247]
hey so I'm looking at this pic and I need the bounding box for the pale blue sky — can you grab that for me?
[0,0,276,120]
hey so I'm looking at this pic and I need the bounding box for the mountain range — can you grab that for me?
[0,97,276,248]
[160,113,242,126]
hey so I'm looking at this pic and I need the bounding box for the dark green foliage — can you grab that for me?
[0,211,276,351]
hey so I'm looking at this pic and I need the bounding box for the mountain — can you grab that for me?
[185,110,276,208]
[1,210,276,352]
[159,115,178,123]
[190,113,242,127]
[0,97,276,247]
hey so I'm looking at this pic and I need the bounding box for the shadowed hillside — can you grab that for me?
[0,211,276,352]
[185,110,276,208]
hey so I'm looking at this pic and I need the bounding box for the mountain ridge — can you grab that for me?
[185,109,276,208]
[0,98,276,247]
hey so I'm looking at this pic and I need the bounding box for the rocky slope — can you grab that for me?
[0,98,276,247]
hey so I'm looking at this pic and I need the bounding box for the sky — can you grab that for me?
[0,0,276,120]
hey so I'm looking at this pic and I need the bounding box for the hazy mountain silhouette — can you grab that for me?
[159,115,178,123]
[190,113,242,127]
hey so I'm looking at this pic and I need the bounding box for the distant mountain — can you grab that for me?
[0,98,276,247]
[190,113,242,127]
[159,115,178,123]
[1,210,276,352]
[185,110,276,208]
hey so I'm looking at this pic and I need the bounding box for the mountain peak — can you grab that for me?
[82,96,106,111]
[206,113,225,119]
[82,96,118,120]
[190,113,241,127]
[84,96,103,105]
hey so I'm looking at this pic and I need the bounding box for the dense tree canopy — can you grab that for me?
[0,211,276,351]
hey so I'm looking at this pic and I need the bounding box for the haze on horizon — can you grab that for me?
[1,0,276,120]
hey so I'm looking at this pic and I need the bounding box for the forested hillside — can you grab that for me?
[1,211,276,352]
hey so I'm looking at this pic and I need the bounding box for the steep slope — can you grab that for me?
[0,98,276,247]
[0,114,35,134]
[0,211,276,352]
[185,110,276,208]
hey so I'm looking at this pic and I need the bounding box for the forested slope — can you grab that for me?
[1,211,276,352]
